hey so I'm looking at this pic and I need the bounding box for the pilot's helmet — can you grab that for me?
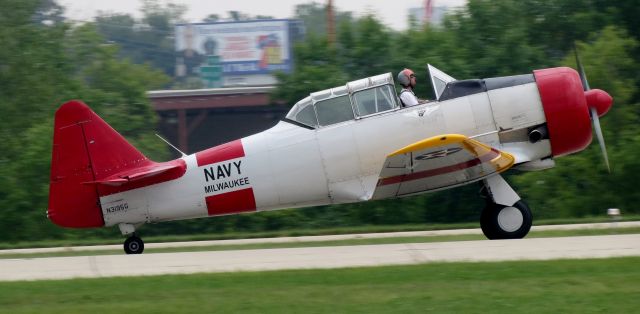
[397,68,416,87]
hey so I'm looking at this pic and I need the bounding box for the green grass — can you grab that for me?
[2,226,638,259]
[0,257,638,313]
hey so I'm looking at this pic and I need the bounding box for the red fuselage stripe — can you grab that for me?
[196,139,245,166]
[206,188,257,216]
[377,149,500,187]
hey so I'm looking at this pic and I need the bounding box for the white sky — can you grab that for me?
[58,0,467,31]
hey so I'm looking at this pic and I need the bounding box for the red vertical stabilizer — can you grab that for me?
[48,100,150,228]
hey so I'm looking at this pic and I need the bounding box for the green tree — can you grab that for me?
[0,1,76,241]
[294,2,353,36]
[273,34,348,105]
[0,2,170,241]
[4,0,640,242]
[514,26,640,218]
[347,15,393,78]
[94,0,186,79]
[273,15,393,105]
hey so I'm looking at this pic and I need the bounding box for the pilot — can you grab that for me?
[397,68,427,107]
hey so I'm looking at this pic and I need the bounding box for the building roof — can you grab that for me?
[147,86,276,98]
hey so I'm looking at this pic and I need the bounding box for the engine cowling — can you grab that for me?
[533,67,612,157]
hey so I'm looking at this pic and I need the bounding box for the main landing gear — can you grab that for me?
[119,223,145,254]
[480,175,533,239]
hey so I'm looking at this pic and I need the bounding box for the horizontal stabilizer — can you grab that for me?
[83,160,186,186]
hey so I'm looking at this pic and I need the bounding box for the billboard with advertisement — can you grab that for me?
[175,20,293,81]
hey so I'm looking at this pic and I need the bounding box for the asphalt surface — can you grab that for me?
[1,228,639,281]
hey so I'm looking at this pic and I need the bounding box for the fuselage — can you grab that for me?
[99,77,551,227]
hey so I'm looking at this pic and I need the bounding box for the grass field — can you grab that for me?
[0,257,638,313]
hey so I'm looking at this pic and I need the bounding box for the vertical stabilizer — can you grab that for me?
[48,100,150,228]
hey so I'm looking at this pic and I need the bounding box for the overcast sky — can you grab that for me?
[58,0,467,31]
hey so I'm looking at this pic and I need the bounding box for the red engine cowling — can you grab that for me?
[533,67,612,157]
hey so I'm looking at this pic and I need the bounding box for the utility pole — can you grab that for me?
[424,0,433,24]
[327,0,335,45]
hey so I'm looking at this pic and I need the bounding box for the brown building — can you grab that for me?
[148,86,289,156]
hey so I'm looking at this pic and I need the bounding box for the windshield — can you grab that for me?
[427,64,456,100]
[285,96,318,127]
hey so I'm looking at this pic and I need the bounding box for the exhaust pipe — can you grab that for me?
[528,125,548,143]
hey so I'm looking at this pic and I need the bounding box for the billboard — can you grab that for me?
[175,20,293,78]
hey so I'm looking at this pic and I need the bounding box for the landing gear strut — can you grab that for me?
[480,175,533,240]
[119,223,145,254]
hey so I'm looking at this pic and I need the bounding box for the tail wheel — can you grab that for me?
[124,235,144,254]
[480,201,532,240]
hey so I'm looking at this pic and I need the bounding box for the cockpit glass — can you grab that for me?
[315,95,354,126]
[285,73,398,128]
[286,97,318,127]
[353,85,398,117]
[294,103,318,127]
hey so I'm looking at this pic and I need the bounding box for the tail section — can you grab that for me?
[48,100,186,228]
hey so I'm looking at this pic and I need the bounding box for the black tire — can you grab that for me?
[480,200,532,240]
[124,235,144,254]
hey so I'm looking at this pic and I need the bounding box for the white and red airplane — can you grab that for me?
[48,63,612,254]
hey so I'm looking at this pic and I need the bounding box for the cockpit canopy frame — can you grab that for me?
[285,73,400,128]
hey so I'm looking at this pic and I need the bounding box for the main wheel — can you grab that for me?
[124,235,144,254]
[480,200,532,240]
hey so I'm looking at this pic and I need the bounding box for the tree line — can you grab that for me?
[0,0,638,242]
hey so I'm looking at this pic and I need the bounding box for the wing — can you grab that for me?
[372,134,514,199]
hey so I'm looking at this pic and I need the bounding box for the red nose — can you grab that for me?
[533,67,611,157]
[585,89,612,117]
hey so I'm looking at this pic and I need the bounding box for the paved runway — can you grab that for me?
[1,234,638,281]
[2,221,639,255]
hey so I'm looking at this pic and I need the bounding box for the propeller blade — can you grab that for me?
[590,107,610,173]
[577,43,610,172]
[574,44,590,91]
